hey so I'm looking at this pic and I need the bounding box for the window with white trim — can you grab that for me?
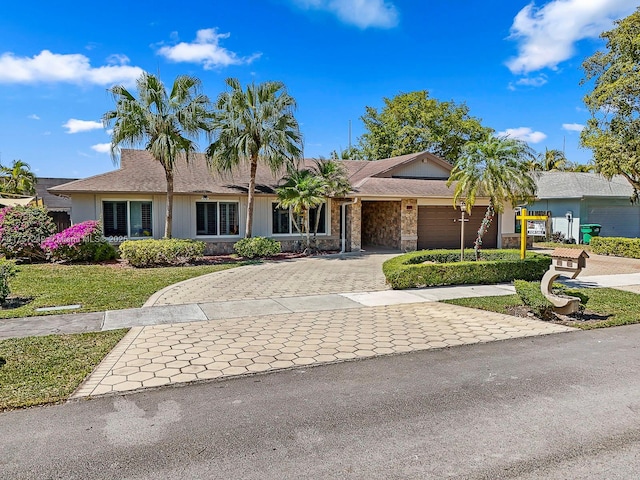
[103,201,153,238]
[196,202,239,236]
[271,202,326,234]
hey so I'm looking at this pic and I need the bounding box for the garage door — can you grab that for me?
[587,206,640,238]
[417,206,498,250]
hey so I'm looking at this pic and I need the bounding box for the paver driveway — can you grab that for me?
[146,252,396,306]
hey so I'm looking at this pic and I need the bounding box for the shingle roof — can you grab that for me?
[49,149,454,198]
[535,172,634,199]
[354,177,455,197]
[36,177,77,211]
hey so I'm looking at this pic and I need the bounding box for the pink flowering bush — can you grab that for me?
[41,220,117,262]
[0,206,56,260]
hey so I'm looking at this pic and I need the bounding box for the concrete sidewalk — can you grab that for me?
[0,283,517,340]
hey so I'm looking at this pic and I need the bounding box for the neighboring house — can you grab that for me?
[526,172,639,243]
[49,149,518,253]
[36,177,77,231]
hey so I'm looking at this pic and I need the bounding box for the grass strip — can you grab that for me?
[444,287,640,330]
[0,329,128,411]
[1,263,244,319]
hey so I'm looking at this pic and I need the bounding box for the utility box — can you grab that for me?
[550,248,589,273]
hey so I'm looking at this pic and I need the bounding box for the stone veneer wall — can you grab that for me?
[361,201,401,249]
[349,199,361,252]
[401,198,418,251]
[501,234,533,249]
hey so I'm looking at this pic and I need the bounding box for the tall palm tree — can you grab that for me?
[447,134,537,259]
[276,167,326,250]
[0,160,36,195]
[538,148,569,171]
[206,78,303,238]
[311,158,351,238]
[103,72,211,238]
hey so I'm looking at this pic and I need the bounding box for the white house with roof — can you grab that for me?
[49,149,520,253]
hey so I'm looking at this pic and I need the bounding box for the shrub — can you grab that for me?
[590,237,640,259]
[515,280,589,319]
[382,249,552,289]
[234,237,281,259]
[41,220,117,262]
[0,206,56,260]
[119,239,205,267]
[0,258,17,305]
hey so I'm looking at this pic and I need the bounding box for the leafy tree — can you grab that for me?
[329,146,362,160]
[207,78,303,238]
[581,8,640,200]
[276,167,326,251]
[447,134,537,259]
[358,90,493,162]
[0,160,36,195]
[566,161,596,173]
[103,72,211,238]
[311,159,351,241]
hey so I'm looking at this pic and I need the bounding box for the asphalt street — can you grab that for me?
[2,326,640,479]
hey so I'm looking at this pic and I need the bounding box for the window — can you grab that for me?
[272,202,327,234]
[196,202,217,235]
[272,204,291,234]
[196,202,239,236]
[103,201,153,238]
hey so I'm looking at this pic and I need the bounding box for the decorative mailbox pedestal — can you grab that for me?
[540,248,589,315]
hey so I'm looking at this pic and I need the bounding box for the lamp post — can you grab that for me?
[459,201,468,261]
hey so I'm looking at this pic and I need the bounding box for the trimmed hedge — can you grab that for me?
[590,236,640,259]
[0,206,56,260]
[234,237,281,259]
[119,239,205,267]
[383,249,552,289]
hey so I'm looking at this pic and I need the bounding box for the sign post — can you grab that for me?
[515,208,548,259]
[458,201,469,261]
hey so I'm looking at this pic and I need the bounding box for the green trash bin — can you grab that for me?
[580,224,602,244]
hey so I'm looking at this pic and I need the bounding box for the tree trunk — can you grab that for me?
[245,156,258,238]
[473,204,494,260]
[164,170,174,239]
[312,202,324,250]
[305,211,311,251]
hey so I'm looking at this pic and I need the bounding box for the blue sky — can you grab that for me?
[0,0,637,178]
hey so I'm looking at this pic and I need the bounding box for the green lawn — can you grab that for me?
[0,329,128,410]
[1,262,244,318]
[444,287,640,330]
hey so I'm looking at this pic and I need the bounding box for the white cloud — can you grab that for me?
[562,123,585,132]
[506,0,637,74]
[0,50,143,85]
[157,29,260,69]
[498,127,547,143]
[291,0,399,29]
[91,143,112,154]
[27,114,40,120]
[63,119,103,134]
[516,74,548,87]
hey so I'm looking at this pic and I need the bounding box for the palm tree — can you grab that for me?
[103,72,211,238]
[447,134,537,259]
[206,78,303,238]
[311,159,351,240]
[276,167,326,251]
[0,160,36,195]
[537,148,569,171]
